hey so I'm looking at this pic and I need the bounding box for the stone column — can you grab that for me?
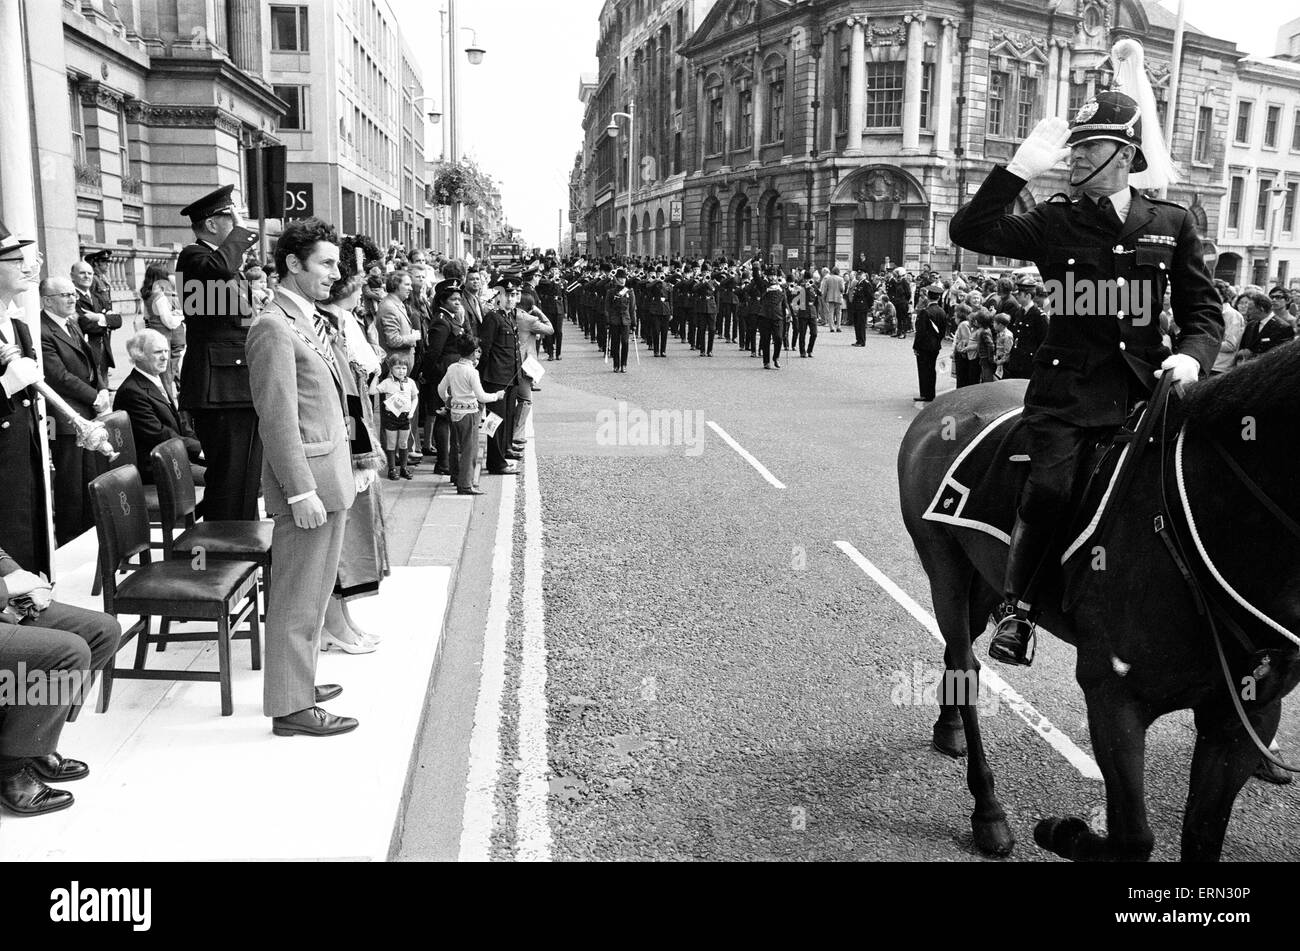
[934,18,955,153]
[1055,41,1072,118]
[226,0,262,75]
[696,68,708,167]
[901,12,926,154]
[846,18,865,154]
[752,53,765,163]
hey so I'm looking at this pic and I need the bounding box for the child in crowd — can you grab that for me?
[993,313,1015,380]
[437,334,506,496]
[975,310,998,383]
[377,355,419,480]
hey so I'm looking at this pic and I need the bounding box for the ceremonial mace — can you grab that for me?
[37,382,118,460]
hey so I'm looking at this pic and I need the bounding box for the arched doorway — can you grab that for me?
[656,208,667,259]
[733,195,752,259]
[618,216,627,256]
[643,211,654,257]
[761,192,783,261]
[1215,251,1241,284]
[703,199,721,259]
[831,165,930,274]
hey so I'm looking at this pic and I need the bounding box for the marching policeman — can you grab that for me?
[604,268,638,373]
[950,73,1222,667]
[645,264,673,357]
[176,184,262,521]
[536,263,567,361]
[693,265,719,357]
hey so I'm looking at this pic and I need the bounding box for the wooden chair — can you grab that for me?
[88,466,261,717]
[150,438,272,652]
[91,411,162,596]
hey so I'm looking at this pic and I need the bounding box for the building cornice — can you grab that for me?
[124,102,245,139]
[146,56,288,119]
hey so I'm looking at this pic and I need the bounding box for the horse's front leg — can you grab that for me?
[1036,678,1155,861]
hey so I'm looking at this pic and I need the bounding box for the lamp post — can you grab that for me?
[607,101,636,258]
[802,29,824,270]
[444,0,486,258]
[1268,180,1288,286]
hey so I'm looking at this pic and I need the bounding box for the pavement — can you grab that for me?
[399,320,1299,863]
[0,463,473,862]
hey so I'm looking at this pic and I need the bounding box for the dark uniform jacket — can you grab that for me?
[673,278,695,316]
[914,302,946,354]
[175,226,259,411]
[0,315,50,575]
[478,307,521,387]
[646,280,673,316]
[695,277,719,315]
[605,284,638,327]
[950,165,1223,427]
[536,280,568,320]
[1005,303,1048,380]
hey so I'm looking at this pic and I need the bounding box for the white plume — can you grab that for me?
[1110,38,1179,190]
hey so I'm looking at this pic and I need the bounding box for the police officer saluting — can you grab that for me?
[949,39,1222,666]
[176,184,261,521]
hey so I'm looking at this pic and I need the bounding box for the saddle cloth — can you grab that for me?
[921,409,1131,572]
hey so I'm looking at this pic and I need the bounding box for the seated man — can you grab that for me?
[0,543,121,817]
[113,329,205,485]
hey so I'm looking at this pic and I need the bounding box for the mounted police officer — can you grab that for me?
[950,44,1222,667]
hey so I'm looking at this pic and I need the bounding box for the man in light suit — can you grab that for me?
[246,218,361,738]
[39,277,110,546]
[820,266,845,333]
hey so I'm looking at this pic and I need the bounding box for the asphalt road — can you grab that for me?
[400,318,1299,862]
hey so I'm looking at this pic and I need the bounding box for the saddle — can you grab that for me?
[922,383,1176,612]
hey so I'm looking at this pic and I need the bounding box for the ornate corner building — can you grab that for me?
[577,0,1249,275]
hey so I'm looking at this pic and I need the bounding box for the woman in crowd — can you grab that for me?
[974,309,998,383]
[317,238,389,655]
[422,279,469,475]
[951,303,979,388]
[139,263,186,395]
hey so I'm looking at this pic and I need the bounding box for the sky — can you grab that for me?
[388,0,1292,250]
[392,0,605,250]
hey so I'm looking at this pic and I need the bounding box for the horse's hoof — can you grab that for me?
[972,815,1015,857]
[1034,816,1090,859]
[932,723,967,758]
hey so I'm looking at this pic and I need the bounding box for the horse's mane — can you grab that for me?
[1181,340,1300,432]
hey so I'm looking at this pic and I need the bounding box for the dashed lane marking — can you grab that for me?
[835,540,1103,781]
[706,421,787,490]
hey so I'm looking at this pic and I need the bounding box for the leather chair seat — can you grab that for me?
[115,559,257,605]
[173,521,273,559]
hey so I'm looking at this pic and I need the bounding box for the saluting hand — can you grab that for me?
[1007,117,1072,182]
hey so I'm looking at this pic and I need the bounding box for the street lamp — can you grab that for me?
[1268,180,1288,285]
[607,102,635,258]
[463,28,485,66]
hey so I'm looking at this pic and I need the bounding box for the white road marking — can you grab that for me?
[516,415,552,861]
[835,541,1103,782]
[457,464,518,862]
[706,421,787,490]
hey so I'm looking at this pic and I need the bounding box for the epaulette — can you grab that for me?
[1146,196,1185,208]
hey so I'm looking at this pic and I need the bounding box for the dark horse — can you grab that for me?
[899,343,1300,862]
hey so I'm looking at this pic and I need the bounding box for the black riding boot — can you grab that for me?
[989,517,1054,666]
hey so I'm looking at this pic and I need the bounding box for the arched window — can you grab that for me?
[705,75,724,154]
[764,196,783,252]
[704,200,721,256]
[764,56,787,144]
[734,77,753,150]
[734,196,752,258]
[643,211,653,255]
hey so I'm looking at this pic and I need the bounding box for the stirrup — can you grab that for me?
[989,604,1038,667]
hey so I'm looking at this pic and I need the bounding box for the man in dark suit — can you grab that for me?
[113,329,205,484]
[950,90,1222,666]
[1004,278,1049,380]
[912,284,946,402]
[71,255,121,384]
[0,223,51,576]
[461,267,486,340]
[478,275,522,475]
[39,277,109,546]
[175,184,261,521]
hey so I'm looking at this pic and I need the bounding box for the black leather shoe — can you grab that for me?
[272,707,359,738]
[988,607,1036,666]
[315,684,343,704]
[457,488,485,496]
[0,766,75,815]
[29,752,89,783]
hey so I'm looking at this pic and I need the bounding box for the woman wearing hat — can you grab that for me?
[421,279,469,475]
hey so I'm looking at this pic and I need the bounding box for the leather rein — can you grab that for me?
[1154,384,1300,774]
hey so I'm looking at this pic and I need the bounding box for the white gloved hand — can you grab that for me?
[1156,353,1201,390]
[1,357,40,397]
[1006,117,1072,182]
[354,468,378,494]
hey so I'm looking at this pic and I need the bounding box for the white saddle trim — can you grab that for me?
[921,407,1023,545]
[1060,443,1130,565]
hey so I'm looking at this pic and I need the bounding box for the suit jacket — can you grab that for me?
[1239,315,1295,356]
[246,291,355,516]
[820,274,845,305]
[39,310,103,436]
[75,284,122,373]
[478,307,522,387]
[462,290,485,340]
[176,227,260,411]
[950,165,1223,427]
[112,369,203,476]
[377,294,418,365]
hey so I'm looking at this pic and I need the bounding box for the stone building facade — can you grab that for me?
[670,0,1241,274]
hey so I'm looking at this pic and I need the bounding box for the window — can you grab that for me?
[1016,76,1039,139]
[1294,110,1300,150]
[838,53,849,132]
[1235,100,1253,144]
[1284,182,1298,234]
[736,87,753,149]
[766,67,785,143]
[707,86,723,154]
[919,63,934,129]
[865,62,904,128]
[988,71,1008,137]
[270,5,309,52]
[1194,105,1213,163]
[1228,175,1244,229]
[1255,177,1273,232]
[1154,96,1168,136]
[673,132,682,175]
[274,85,308,131]
[1068,82,1086,118]
[1265,105,1281,148]
[675,68,683,110]
[68,80,85,164]
[117,102,130,180]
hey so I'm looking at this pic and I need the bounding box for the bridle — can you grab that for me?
[1155,385,1300,773]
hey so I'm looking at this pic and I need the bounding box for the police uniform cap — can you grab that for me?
[433,279,464,305]
[490,274,522,291]
[1067,91,1148,172]
[180,183,238,224]
[84,249,113,265]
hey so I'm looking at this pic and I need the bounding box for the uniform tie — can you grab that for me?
[1097,196,1124,229]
